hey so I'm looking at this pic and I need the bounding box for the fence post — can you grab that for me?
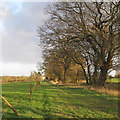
[30,84,32,100]
[0,95,20,116]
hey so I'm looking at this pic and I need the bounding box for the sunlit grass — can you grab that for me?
[107,78,120,83]
[2,81,119,119]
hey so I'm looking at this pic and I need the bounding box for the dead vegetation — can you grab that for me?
[88,82,119,96]
[51,80,119,96]
[1,76,29,84]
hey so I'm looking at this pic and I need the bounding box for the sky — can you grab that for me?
[0,1,117,77]
[0,2,52,76]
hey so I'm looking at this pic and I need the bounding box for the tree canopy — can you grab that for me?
[38,2,120,86]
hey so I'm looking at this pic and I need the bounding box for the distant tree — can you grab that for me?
[42,47,72,83]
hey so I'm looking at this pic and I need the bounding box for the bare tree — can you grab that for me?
[38,2,120,86]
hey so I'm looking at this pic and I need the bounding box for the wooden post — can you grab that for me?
[34,82,36,88]
[38,81,40,86]
[0,95,20,116]
[30,84,32,100]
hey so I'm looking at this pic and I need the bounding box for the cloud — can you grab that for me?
[2,2,49,64]
[0,3,9,17]
[23,2,50,26]
[1,62,37,76]
[8,2,23,14]
[1,2,52,76]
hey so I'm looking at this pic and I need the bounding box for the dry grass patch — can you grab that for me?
[90,86,119,96]
[51,80,119,96]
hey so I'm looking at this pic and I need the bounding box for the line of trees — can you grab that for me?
[38,2,120,87]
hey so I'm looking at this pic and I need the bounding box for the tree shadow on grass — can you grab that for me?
[2,105,61,119]
[41,84,118,116]
[57,87,118,115]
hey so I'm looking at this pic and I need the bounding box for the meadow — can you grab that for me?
[1,81,119,119]
[107,78,120,83]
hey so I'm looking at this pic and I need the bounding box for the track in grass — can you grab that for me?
[2,81,119,119]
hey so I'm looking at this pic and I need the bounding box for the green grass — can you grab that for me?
[1,81,119,119]
[107,78,120,83]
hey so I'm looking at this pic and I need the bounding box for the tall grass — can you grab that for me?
[90,86,119,96]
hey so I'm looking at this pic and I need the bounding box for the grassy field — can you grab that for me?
[1,81,119,119]
[106,78,120,83]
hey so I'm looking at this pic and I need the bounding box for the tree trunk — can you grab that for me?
[72,57,89,84]
[58,76,61,83]
[80,64,89,84]
[75,70,79,83]
[87,64,92,85]
[96,65,108,87]
[92,65,99,84]
[97,49,112,87]
[63,69,67,84]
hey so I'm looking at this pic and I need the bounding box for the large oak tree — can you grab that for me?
[38,2,120,86]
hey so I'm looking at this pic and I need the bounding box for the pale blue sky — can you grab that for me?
[0,2,53,76]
